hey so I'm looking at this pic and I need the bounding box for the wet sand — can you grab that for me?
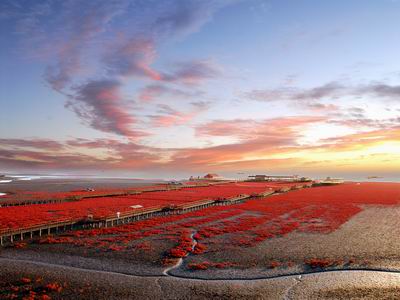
[2,257,400,299]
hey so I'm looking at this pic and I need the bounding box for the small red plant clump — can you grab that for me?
[213,262,237,269]
[162,258,177,266]
[188,261,237,270]
[169,248,187,258]
[20,278,32,284]
[45,282,62,293]
[305,258,337,269]
[135,241,152,250]
[188,262,209,270]
[14,242,27,249]
[107,245,125,252]
[167,231,194,258]
[1,277,61,300]
[268,261,281,269]
[192,243,207,255]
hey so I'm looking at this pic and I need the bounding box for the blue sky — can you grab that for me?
[1,0,400,179]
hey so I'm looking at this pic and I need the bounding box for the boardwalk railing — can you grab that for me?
[0,181,308,246]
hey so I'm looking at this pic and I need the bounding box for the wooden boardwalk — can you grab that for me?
[0,181,310,246]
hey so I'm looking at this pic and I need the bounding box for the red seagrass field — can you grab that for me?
[2,181,400,282]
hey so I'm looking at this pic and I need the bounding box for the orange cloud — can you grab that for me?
[1,122,400,175]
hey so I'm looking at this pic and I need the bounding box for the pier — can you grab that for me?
[0,182,309,246]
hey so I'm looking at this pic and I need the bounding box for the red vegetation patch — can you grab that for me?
[188,262,209,270]
[0,277,63,300]
[305,258,341,269]
[268,261,282,269]
[6,182,400,270]
[0,181,295,233]
[14,242,27,249]
[135,241,152,250]
[187,261,237,271]
[44,283,62,292]
[167,231,195,258]
[20,278,32,284]
[192,243,207,255]
[168,248,187,258]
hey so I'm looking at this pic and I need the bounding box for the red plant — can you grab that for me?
[20,277,32,284]
[188,261,236,270]
[192,243,207,255]
[14,242,27,249]
[6,182,400,271]
[169,248,188,258]
[45,282,62,293]
[305,258,336,269]
[188,262,209,270]
[1,181,297,233]
[268,261,281,269]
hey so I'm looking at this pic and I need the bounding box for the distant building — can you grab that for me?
[248,175,271,181]
[316,177,344,185]
[204,173,221,180]
[247,175,309,182]
[168,181,182,186]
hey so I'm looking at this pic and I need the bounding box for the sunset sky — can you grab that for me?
[1,0,400,179]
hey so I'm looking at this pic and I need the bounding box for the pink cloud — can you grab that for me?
[0,139,64,151]
[2,124,400,173]
[196,116,325,140]
[104,38,161,80]
[160,59,221,85]
[149,104,207,127]
[68,79,147,138]
[138,84,203,102]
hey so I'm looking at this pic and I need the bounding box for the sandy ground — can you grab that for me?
[174,205,400,279]
[1,258,400,299]
[2,205,400,298]
[2,181,400,298]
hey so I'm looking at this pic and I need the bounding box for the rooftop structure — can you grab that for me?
[247,175,311,182]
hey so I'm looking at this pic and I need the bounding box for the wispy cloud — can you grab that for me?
[160,59,221,85]
[246,82,345,102]
[246,81,400,102]
[67,79,146,138]
[3,0,231,138]
[149,104,204,127]
[196,116,325,140]
[1,122,400,173]
[103,38,161,80]
[138,84,204,102]
[0,138,64,151]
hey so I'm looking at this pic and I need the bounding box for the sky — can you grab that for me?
[1,0,400,179]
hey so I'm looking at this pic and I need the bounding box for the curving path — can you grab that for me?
[2,257,400,299]
[3,256,400,282]
[162,231,198,276]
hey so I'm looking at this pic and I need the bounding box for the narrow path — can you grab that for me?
[3,256,400,282]
[162,231,198,276]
